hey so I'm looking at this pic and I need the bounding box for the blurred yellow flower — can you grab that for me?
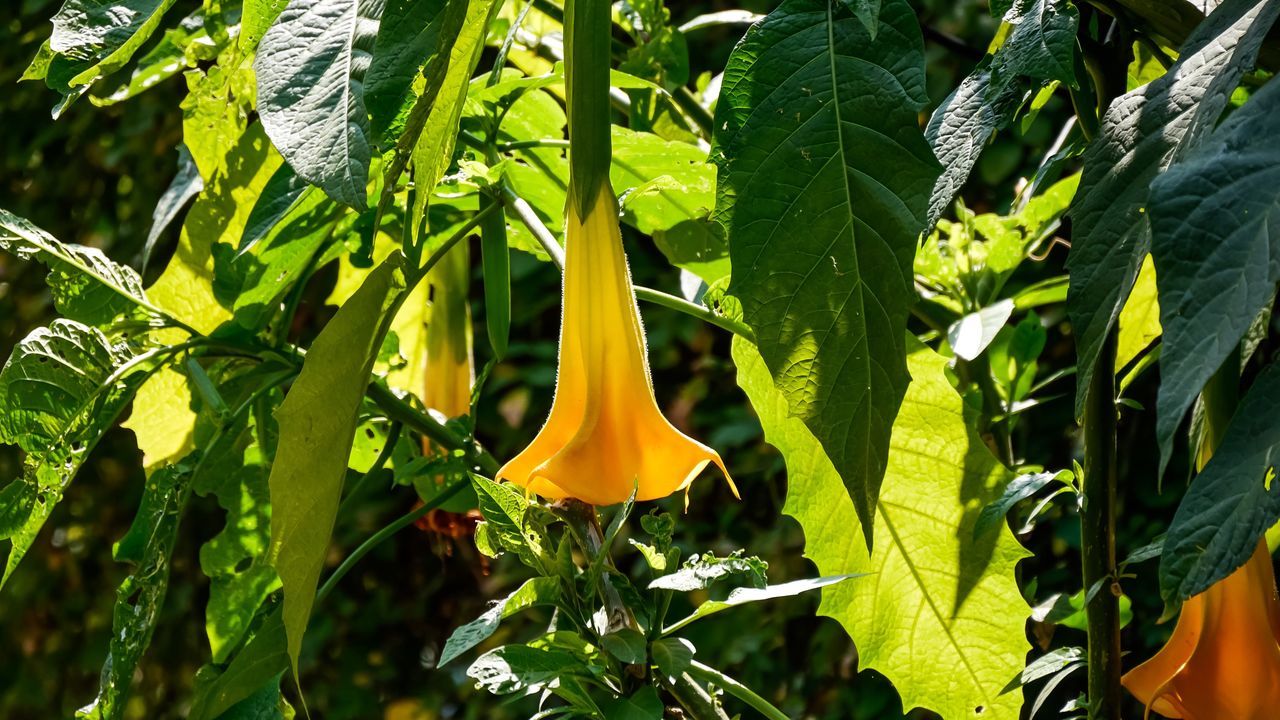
[422,242,474,427]
[498,184,734,506]
[1122,539,1280,719]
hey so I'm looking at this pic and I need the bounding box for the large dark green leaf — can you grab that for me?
[142,145,205,272]
[188,608,290,720]
[268,255,404,674]
[712,0,940,545]
[1160,362,1280,607]
[254,0,386,208]
[0,320,150,587]
[0,208,152,326]
[76,464,190,720]
[1151,76,1280,473]
[1066,0,1280,418]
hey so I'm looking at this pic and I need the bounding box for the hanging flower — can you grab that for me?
[422,241,474,425]
[1122,539,1280,718]
[497,184,735,506]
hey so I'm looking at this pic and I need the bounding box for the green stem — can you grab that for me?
[687,661,790,720]
[1081,331,1120,720]
[633,287,754,342]
[672,86,714,139]
[316,480,468,604]
[498,138,571,151]
[365,382,500,476]
[663,673,732,720]
[339,421,402,512]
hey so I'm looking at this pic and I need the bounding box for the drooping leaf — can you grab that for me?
[713,0,941,546]
[991,0,1079,87]
[255,0,385,208]
[925,70,1024,230]
[734,336,1031,719]
[439,577,560,667]
[647,551,767,592]
[365,0,454,137]
[1150,75,1280,472]
[142,144,205,272]
[0,208,152,325]
[1160,361,1280,607]
[1066,0,1280,418]
[974,470,1069,538]
[76,464,191,720]
[0,320,151,587]
[268,255,405,674]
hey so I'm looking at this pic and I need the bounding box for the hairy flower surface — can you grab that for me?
[498,185,734,506]
[1123,539,1280,719]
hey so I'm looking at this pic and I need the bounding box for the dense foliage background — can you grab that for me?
[0,0,1264,718]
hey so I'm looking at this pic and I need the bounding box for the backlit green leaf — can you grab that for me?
[734,336,1031,719]
[713,0,940,546]
[268,254,405,674]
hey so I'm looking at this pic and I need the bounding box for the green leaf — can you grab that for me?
[48,0,179,102]
[470,476,548,571]
[1151,75,1280,473]
[150,122,283,336]
[0,208,151,325]
[188,607,290,720]
[600,628,647,665]
[366,0,454,138]
[0,320,151,587]
[1001,646,1083,694]
[598,687,663,720]
[240,0,290,55]
[1160,361,1280,607]
[1066,0,1280,419]
[466,644,589,695]
[992,0,1079,87]
[268,255,405,675]
[141,145,205,272]
[712,0,940,547]
[651,637,695,679]
[76,464,190,720]
[925,69,1024,230]
[647,551,767,592]
[733,336,1031,720]
[439,577,560,667]
[407,0,498,232]
[663,575,857,636]
[1114,253,1161,373]
[90,10,211,106]
[237,164,313,256]
[948,299,1015,361]
[254,0,385,208]
[974,470,1069,538]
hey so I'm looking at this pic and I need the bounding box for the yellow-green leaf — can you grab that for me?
[268,254,405,674]
[1114,254,1160,374]
[733,336,1030,719]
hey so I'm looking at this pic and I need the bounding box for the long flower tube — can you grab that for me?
[421,241,474,427]
[497,184,735,506]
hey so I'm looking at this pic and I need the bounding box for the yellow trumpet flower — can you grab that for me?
[1122,539,1280,719]
[497,184,735,506]
[422,241,474,434]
